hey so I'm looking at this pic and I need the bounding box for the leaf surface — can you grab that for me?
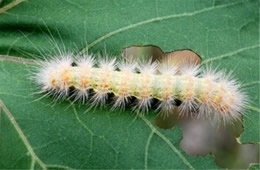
[0,0,259,169]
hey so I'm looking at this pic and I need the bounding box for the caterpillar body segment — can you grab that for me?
[34,55,247,124]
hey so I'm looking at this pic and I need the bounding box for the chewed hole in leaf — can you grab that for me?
[120,45,164,63]
[180,119,259,169]
[121,44,260,169]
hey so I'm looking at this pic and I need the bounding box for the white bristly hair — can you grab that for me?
[179,64,200,77]
[33,54,247,125]
[158,63,177,75]
[112,61,137,110]
[178,64,200,118]
[71,54,95,103]
[156,96,176,118]
[90,57,116,107]
[137,59,158,74]
[133,60,157,114]
[35,55,73,100]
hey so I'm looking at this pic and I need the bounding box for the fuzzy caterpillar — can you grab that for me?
[34,54,247,124]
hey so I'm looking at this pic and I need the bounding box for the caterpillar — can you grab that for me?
[33,53,247,124]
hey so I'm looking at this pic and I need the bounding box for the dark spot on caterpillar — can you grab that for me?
[87,89,95,98]
[68,86,76,97]
[151,98,160,109]
[107,92,115,104]
[127,96,138,109]
[71,62,77,66]
[174,99,182,106]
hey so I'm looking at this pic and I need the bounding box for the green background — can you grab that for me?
[0,0,259,169]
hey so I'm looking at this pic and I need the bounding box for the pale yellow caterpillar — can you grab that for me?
[33,54,247,124]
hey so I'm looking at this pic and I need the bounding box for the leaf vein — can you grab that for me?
[72,105,94,161]
[0,98,46,170]
[140,115,194,169]
[78,1,244,55]
[0,55,37,65]
[202,44,260,64]
[144,131,154,170]
[0,0,26,14]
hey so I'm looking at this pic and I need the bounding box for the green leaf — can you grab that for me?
[0,0,259,169]
[250,163,260,170]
